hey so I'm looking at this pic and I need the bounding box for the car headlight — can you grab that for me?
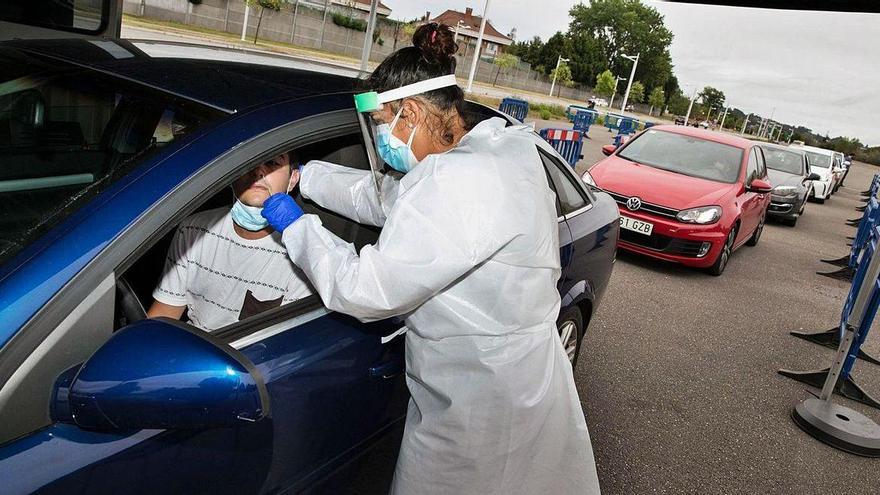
[581,171,597,187]
[676,206,722,224]
[773,185,798,197]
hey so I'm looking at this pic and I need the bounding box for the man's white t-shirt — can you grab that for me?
[153,207,313,331]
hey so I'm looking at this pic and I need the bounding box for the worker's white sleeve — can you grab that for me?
[300,160,399,227]
[281,165,509,322]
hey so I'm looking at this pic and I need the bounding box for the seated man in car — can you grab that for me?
[146,151,313,331]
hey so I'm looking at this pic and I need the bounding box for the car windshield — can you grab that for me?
[805,151,832,168]
[0,48,224,266]
[616,129,744,183]
[764,149,803,175]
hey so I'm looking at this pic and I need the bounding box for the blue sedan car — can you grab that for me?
[0,39,618,494]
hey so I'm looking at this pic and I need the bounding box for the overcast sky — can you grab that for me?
[387,1,880,145]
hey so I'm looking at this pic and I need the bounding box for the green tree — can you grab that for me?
[667,89,690,116]
[246,0,284,45]
[647,87,665,116]
[699,86,725,115]
[629,81,645,103]
[595,70,616,99]
[550,63,573,96]
[568,0,675,89]
[492,53,518,86]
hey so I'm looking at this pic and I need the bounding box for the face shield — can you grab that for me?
[353,74,459,203]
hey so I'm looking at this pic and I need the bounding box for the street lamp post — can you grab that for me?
[740,113,752,135]
[548,55,570,97]
[619,53,640,114]
[359,0,380,72]
[719,107,729,130]
[684,85,698,126]
[241,3,250,41]
[465,0,490,93]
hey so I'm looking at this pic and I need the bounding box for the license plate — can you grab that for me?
[619,215,654,236]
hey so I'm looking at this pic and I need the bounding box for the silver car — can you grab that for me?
[758,143,820,226]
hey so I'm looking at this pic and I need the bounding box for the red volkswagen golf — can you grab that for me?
[583,125,772,276]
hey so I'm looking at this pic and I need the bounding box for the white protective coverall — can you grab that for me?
[282,117,600,494]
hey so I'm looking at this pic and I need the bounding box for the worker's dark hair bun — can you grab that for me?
[413,23,458,65]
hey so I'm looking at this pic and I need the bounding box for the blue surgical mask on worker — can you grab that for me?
[375,106,419,173]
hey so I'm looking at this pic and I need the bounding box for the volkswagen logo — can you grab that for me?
[626,196,642,211]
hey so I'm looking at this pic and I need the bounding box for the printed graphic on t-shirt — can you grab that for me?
[239,289,284,321]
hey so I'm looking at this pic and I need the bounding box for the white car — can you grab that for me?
[800,145,837,203]
[588,97,608,107]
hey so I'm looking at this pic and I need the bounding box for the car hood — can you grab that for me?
[767,169,803,188]
[589,155,738,210]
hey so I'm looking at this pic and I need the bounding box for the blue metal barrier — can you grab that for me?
[780,224,880,457]
[618,118,637,135]
[572,110,597,136]
[604,112,624,131]
[565,104,592,121]
[781,222,880,411]
[499,97,529,122]
[539,128,583,167]
[644,122,656,129]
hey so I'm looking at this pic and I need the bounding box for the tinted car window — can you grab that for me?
[0,0,107,34]
[764,148,804,175]
[539,150,588,215]
[617,129,744,183]
[0,48,224,265]
[755,147,767,178]
[746,149,759,183]
[805,151,832,168]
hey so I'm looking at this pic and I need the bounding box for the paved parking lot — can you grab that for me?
[549,120,880,493]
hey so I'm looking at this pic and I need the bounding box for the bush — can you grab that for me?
[332,13,366,31]
[530,103,567,120]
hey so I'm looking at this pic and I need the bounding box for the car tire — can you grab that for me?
[746,212,765,246]
[556,306,583,367]
[783,217,798,227]
[708,226,737,276]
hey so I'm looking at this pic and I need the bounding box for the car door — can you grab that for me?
[0,111,409,495]
[738,147,763,240]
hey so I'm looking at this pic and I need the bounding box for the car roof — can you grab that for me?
[1,38,358,113]
[758,142,806,155]
[801,145,835,155]
[647,124,753,148]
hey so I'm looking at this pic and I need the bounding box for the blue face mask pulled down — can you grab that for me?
[231,177,293,232]
[376,107,419,173]
[231,200,269,231]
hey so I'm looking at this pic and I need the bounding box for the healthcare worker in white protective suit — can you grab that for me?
[261,22,601,495]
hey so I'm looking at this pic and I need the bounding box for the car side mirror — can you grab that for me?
[601,144,616,156]
[747,178,773,194]
[805,173,821,181]
[54,318,269,430]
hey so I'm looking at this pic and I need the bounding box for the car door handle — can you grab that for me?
[381,326,407,344]
[369,359,404,379]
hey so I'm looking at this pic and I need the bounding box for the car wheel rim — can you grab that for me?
[558,321,578,362]
[720,230,734,270]
[755,218,764,240]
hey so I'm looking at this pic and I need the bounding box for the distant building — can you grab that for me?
[429,7,513,58]
[309,0,391,20]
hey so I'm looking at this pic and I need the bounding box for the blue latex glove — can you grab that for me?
[262,193,304,232]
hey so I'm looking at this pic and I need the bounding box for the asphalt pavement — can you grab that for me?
[556,121,880,493]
